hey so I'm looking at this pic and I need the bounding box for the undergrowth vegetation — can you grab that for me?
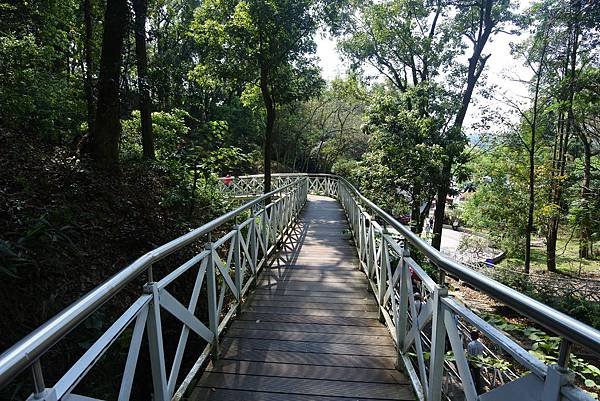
[483,313,600,397]
[0,129,233,399]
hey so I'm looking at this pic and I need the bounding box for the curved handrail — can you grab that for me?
[5,171,597,400]
[336,175,600,354]
[234,173,600,355]
[0,180,302,389]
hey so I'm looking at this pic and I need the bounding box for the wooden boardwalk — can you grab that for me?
[191,196,414,401]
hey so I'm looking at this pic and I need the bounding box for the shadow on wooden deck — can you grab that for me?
[190,196,415,401]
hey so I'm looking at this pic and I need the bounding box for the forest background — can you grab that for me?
[0,0,599,398]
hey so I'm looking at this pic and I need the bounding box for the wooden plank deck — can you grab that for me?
[191,195,414,401]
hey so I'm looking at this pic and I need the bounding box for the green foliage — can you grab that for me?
[148,0,201,111]
[0,0,84,139]
[465,352,512,371]
[568,193,600,248]
[350,88,444,221]
[490,265,600,329]
[461,145,530,256]
[0,240,31,278]
[0,214,77,279]
[483,312,600,393]
[122,109,191,160]
[121,109,250,173]
[120,108,251,220]
[332,159,360,178]
[189,0,331,102]
[290,76,368,172]
[338,0,454,89]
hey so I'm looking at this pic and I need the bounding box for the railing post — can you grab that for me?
[541,339,574,401]
[396,247,410,363]
[557,338,572,368]
[378,230,389,323]
[234,225,243,308]
[31,360,45,398]
[262,201,269,260]
[542,364,574,401]
[366,219,375,279]
[357,213,363,261]
[427,285,448,401]
[144,281,168,401]
[353,201,360,244]
[25,360,57,401]
[275,201,282,241]
[251,208,258,277]
[206,242,220,360]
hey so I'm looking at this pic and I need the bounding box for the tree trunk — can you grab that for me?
[410,185,425,234]
[133,0,154,159]
[410,199,421,234]
[92,0,128,170]
[546,122,562,273]
[432,160,451,250]
[315,138,324,172]
[419,201,432,233]
[524,145,535,273]
[547,0,580,271]
[260,64,275,194]
[431,0,493,250]
[547,218,559,272]
[525,36,547,273]
[579,135,591,258]
[83,0,95,140]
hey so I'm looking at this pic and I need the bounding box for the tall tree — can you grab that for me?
[431,0,514,250]
[279,76,368,173]
[339,0,447,94]
[339,0,513,243]
[191,0,346,192]
[147,0,201,111]
[505,9,552,272]
[339,0,454,231]
[82,0,95,138]
[544,0,583,271]
[91,0,129,170]
[357,88,445,233]
[133,0,154,159]
[573,68,600,258]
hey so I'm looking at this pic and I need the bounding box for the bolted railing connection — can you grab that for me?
[0,178,308,401]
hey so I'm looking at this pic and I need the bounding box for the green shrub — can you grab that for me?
[0,33,84,140]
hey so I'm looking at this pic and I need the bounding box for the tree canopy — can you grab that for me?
[1,0,600,399]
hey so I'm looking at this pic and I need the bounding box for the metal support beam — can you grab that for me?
[557,339,572,368]
[145,283,168,401]
[31,360,45,398]
[427,286,448,401]
[378,232,389,323]
[206,243,220,360]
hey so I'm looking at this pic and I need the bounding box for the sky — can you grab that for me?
[315,1,534,134]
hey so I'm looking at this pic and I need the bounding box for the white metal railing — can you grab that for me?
[219,173,338,198]
[224,173,600,401]
[468,262,600,303]
[2,173,599,401]
[0,178,308,401]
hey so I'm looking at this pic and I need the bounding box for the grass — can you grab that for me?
[499,230,600,276]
